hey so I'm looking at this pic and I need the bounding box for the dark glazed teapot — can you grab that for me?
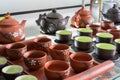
[36,9,69,34]
[101,4,120,23]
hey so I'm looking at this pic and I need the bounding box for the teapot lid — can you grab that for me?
[46,9,63,19]
[0,13,19,26]
[108,4,120,13]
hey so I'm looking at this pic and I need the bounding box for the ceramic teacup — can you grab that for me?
[6,42,27,60]
[74,36,93,50]
[77,28,93,37]
[56,30,72,43]
[49,44,70,61]
[70,52,93,73]
[0,57,7,69]
[95,43,116,60]
[2,65,23,80]
[23,50,47,70]
[15,75,38,80]
[34,36,51,54]
[44,60,70,80]
[101,21,115,30]
[114,39,120,53]
[96,32,113,43]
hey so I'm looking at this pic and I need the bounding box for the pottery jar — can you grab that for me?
[0,13,26,44]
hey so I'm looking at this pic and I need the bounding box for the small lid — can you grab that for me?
[46,9,63,19]
[0,13,19,26]
[108,4,120,13]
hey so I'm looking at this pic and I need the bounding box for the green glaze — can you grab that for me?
[56,30,72,35]
[15,75,38,80]
[96,33,113,38]
[75,36,93,42]
[2,65,23,74]
[0,57,7,64]
[78,28,93,33]
[115,39,120,44]
[96,43,116,50]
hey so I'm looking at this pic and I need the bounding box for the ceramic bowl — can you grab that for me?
[23,50,47,70]
[6,42,27,60]
[96,32,113,43]
[2,65,23,80]
[74,36,93,51]
[15,75,38,80]
[70,52,93,73]
[56,30,72,43]
[44,60,70,80]
[0,57,7,69]
[101,21,115,30]
[49,44,70,61]
[95,43,116,60]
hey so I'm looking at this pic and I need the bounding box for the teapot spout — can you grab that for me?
[65,16,70,24]
[20,20,26,27]
[101,11,108,19]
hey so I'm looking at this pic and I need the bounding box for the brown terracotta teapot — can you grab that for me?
[0,13,26,44]
[36,9,69,34]
[71,6,94,28]
[101,4,120,23]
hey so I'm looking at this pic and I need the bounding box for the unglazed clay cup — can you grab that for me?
[77,28,93,37]
[74,36,93,51]
[114,39,120,53]
[70,52,93,73]
[56,30,72,43]
[6,42,27,60]
[34,36,51,54]
[23,50,47,70]
[15,75,38,80]
[49,44,70,61]
[96,32,113,43]
[101,21,115,30]
[2,65,23,80]
[44,60,70,80]
[95,43,116,60]
[0,57,7,69]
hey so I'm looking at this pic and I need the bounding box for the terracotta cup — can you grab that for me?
[49,44,70,61]
[56,30,72,43]
[95,43,116,60]
[101,21,115,30]
[96,32,113,43]
[6,42,27,60]
[34,36,51,54]
[23,50,47,70]
[77,28,93,37]
[70,52,94,73]
[114,39,120,53]
[44,60,70,80]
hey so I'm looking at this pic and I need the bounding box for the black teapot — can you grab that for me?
[101,4,120,23]
[36,9,69,34]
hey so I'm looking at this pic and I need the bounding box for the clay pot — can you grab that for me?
[44,60,70,80]
[0,13,26,44]
[101,21,115,30]
[2,65,23,80]
[70,52,93,73]
[0,46,7,57]
[6,42,27,60]
[64,60,114,80]
[56,30,72,43]
[34,36,51,54]
[49,44,70,61]
[23,50,47,70]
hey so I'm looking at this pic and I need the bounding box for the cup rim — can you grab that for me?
[56,30,72,35]
[34,37,51,43]
[15,75,38,80]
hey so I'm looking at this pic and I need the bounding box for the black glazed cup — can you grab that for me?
[114,38,120,53]
[96,32,113,43]
[77,28,93,37]
[2,65,23,80]
[0,57,7,69]
[95,43,116,60]
[15,75,38,80]
[74,36,93,51]
[56,30,72,43]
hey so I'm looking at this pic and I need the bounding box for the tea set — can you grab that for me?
[0,5,120,80]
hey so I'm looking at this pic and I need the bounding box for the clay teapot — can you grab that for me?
[71,6,94,28]
[0,13,26,44]
[101,4,120,23]
[36,9,69,34]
